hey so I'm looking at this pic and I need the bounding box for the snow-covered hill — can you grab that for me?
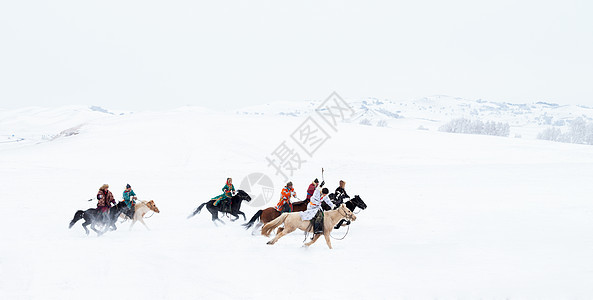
[236,95,593,139]
[1,104,593,299]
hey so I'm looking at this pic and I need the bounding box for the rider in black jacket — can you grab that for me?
[333,180,349,206]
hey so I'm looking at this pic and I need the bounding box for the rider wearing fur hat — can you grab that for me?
[333,180,350,206]
[97,184,115,213]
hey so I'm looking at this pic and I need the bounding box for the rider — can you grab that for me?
[300,181,334,234]
[333,180,350,207]
[275,182,296,213]
[97,184,115,222]
[305,179,319,201]
[212,178,235,212]
[122,184,138,219]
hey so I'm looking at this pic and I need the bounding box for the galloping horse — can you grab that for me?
[69,201,128,236]
[119,200,160,231]
[187,190,251,225]
[243,199,310,233]
[261,204,356,249]
[327,195,367,229]
[246,195,367,234]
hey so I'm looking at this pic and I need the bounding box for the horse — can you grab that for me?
[119,200,160,231]
[325,195,367,229]
[187,190,252,225]
[69,201,128,236]
[242,199,310,233]
[261,204,356,249]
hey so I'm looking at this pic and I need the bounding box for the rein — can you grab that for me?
[330,222,350,240]
[131,201,158,219]
[330,207,353,240]
[338,206,354,221]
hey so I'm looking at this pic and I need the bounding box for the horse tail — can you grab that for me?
[261,213,289,237]
[187,202,208,219]
[69,210,84,228]
[243,210,263,229]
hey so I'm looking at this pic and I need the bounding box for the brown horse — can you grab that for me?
[243,199,310,233]
[261,204,356,249]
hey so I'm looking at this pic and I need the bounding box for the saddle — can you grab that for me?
[124,206,135,219]
[311,210,324,234]
[220,200,232,213]
[292,199,308,206]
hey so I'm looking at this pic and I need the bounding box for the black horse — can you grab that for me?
[323,195,367,229]
[69,201,128,236]
[187,190,252,225]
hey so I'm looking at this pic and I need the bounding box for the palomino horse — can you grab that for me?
[261,204,356,249]
[276,195,367,234]
[120,200,160,230]
[243,199,310,233]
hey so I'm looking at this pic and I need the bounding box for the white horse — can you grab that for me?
[119,200,160,230]
[261,204,356,249]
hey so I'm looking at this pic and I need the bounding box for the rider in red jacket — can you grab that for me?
[97,184,115,213]
[305,178,319,201]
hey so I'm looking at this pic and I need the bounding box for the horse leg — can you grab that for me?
[97,225,106,236]
[206,206,222,225]
[139,218,150,231]
[304,234,322,247]
[82,221,91,235]
[334,219,346,229]
[91,223,101,235]
[212,212,225,226]
[323,233,333,249]
[130,218,137,231]
[231,214,239,222]
[276,227,284,235]
[267,226,295,245]
[237,211,246,221]
[214,218,225,226]
[252,222,263,236]
[267,230,286,245]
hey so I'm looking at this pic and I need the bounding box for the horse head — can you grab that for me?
[115,201,128,212]
[146,200,160,213]
[235,190,252,202]
[338,204,357,221]
[352,195,367,210]
[110,201,129,219]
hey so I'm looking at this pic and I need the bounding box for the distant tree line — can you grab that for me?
[439,118,510,137]
[538,117,593,145]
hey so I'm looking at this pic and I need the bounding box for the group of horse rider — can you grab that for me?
[96,183,138,220]
[276,179,350,233]
[95,176,350,235]
[208,176,350,234]
[276,179,349,211]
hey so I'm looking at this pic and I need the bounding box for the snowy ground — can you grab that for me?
[1,108,593,299]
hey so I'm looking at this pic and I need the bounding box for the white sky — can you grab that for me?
[0,0,592,111]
